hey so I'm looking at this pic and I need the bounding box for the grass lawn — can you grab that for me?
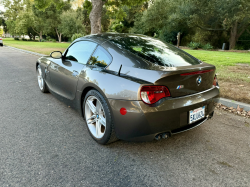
[3,38,250,104]
[3,38,70,55]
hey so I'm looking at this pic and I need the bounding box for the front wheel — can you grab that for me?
[37,65,49,93]
[83,90,117,144]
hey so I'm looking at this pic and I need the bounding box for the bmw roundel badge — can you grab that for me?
[196,75,202,86]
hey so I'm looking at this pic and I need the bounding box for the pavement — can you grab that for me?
[0,46,250,187]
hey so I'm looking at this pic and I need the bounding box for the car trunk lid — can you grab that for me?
[154,64,216,97]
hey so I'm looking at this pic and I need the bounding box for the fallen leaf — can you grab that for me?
[237,105,240,111]
[239,85,244,87]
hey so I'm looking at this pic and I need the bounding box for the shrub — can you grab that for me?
[202,43,213,50]
[40,39,46,42]
[50,39,56,42]
[22,38,27,41]
[71,33,84,42]
[234,45,244,50]
[14,37,19,40]
[187,42,201,49]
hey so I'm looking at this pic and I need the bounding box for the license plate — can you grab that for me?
[189,106,205,124]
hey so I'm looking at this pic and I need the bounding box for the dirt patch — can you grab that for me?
[236,63,250,67]
[219,81,250,104]
[227,65,250,74]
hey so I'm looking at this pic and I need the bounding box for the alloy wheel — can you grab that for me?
[85,95,106,139]
[37,66,44,90]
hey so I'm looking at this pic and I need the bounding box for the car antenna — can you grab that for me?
[118,64,122,76]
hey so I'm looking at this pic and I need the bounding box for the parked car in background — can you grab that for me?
[36,33,219,145]
[0,37,3,46]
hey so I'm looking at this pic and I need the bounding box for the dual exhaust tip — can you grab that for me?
[155,132,171,141]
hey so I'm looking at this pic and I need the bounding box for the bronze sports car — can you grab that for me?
[36,33,219,144]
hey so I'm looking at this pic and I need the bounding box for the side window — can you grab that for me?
[88,46,112,68]
[65,41,97,64]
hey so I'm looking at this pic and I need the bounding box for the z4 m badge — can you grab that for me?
[177,85,184,89]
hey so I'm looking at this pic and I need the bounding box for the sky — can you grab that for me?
[0,5,5,12]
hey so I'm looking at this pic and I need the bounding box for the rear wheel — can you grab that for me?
[83,90,117,144]
[37,65,49,93]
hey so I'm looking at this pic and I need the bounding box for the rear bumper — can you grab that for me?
[109,87,219,141]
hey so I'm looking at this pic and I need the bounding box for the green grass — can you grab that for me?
[184,49,250,66]
[3,38,70,55]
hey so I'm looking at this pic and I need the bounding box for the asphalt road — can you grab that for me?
[1,46,250,187]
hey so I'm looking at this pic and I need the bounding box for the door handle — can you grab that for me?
[72,70,79,77]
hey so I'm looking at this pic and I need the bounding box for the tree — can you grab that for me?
[33,0,148,34]
[133,0,250,49]
[0,28,3,36]
[40,2,71,42]
[71,0,85,9]
[89,0,149,34]
[2,0,25,36]
[31,1,70,42]
[180,0,250,49]
[58,10,85,39]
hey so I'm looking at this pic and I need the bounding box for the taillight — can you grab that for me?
[140,86,171,104]
[213,74,219,87]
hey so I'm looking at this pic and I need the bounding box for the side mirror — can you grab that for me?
[50,51,62,59]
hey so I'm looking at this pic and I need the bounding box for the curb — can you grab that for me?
[4,44,250,111]
[5,45,45,57]
[215,98,250,112]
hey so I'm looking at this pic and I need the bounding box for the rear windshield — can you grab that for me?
[110,36,200,67]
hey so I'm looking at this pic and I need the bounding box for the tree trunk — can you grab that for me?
[229,21,237,50]
[90,0,106,34]
[39,31,43,42]
[55,28,62,42]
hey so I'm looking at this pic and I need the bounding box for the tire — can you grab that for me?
[37,65,49,93]
[83,89,118,145]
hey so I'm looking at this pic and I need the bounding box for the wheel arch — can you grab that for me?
[80,84,113,119]
[36,61,39,70]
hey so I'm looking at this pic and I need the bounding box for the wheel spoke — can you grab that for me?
[87,118,96,125]
[99,115,106,127]
[86,100,96,114]
[38,68,42,76]
[37,67,44,90]
[96,100,101,113]
[96,120,101,137]
[87,115,96,122]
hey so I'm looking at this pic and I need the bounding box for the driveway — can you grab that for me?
[0,47,250,186]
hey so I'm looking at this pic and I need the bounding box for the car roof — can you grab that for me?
[76,33,150,44]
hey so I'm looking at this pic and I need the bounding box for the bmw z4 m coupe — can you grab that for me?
[36,33,219,144]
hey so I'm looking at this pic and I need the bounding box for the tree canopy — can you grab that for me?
[1,0,249,49]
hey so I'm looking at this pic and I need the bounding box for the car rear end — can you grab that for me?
[0,37,3,46]
[104,34,220,141]
[110,68,219,142]
[137,70,219,141]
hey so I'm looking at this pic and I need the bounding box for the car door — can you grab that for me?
[48,41,98,100]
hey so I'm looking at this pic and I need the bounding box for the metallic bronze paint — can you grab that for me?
[36,33,220,141]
